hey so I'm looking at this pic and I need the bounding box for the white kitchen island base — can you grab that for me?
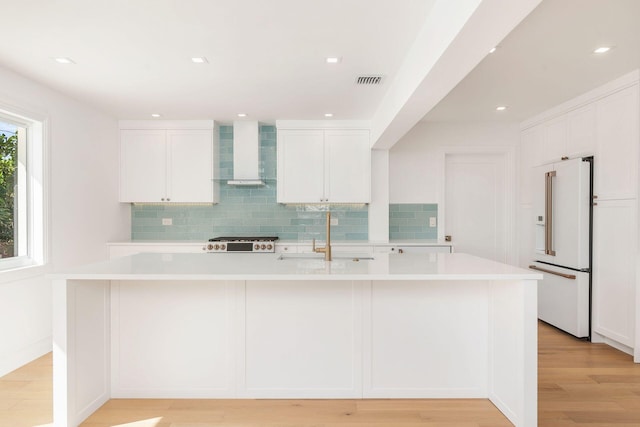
[52,253,539,426]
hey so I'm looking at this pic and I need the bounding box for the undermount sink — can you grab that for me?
[277,253,374,261]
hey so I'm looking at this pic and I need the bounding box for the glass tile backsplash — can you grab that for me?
[130,125,369,241]
[388,203,438,240]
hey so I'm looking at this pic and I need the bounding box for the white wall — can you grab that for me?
[389,121,520,203]
[389,121,519,262]
[0,65,130,376]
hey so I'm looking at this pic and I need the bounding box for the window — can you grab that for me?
[0,108,45,271]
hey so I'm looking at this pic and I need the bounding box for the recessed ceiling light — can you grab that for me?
[324,113,333,117]
[53,57,75,64]
[151,113,161,118]
[237,113,247,118]
[326,57,341,64]
[593,46,611,54]
[496,106,508,111]
[191,57,208,63]
[489,47,497,54]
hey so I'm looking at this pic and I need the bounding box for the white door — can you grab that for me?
[444,153,508,263]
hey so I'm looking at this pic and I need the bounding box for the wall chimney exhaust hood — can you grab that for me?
[227,121,265,186]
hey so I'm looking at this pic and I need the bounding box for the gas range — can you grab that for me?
[205,236,279,253]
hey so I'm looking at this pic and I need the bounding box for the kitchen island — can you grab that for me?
[52,252,540,427]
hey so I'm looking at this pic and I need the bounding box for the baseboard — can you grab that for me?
[591,331,634,356]
[0,336,52,377]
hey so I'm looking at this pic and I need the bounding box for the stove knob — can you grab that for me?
[207,244,214,250]
[220,244,226,250]
[261,244,266,250]
[254,244,260,250]
[267,244,273,250]
[214,244,220,250]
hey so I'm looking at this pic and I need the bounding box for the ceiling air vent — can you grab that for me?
[356,75,383,85]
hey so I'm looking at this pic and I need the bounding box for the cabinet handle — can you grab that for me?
[161,198,165,201]
[529,265,576,280]
[167,198,170,201]
[561,156,569,161]
[398,249,404,254]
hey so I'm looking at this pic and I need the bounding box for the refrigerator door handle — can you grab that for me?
[529,264,576,280]
[545,170,557,256]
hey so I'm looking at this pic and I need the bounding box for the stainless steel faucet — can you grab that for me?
[312,211,332,261]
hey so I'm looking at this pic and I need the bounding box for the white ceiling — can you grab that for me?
[424,0,640,123]
[3,1,636,130]
[0,0,434,122]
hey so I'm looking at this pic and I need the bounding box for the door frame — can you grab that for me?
[437,145,517,265]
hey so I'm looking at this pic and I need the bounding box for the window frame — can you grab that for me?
[0,104,47,274]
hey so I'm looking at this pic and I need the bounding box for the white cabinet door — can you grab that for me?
[592,199,637,347]
[566,104,596,158]
[595,84,640,200]
[325,130,370,203]
[120,130,167,202]
[277,130,325,203]
[167,129,214,203]
[331,245,373,255]
[396,246,451,254]
[121,127,217,203]
[277,128,371,204]
[108,244,205,259]
[543,116,567,164]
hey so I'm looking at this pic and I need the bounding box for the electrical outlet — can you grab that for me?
[330,218,339,226]
[162,218,172,226]
[429,217,437,227]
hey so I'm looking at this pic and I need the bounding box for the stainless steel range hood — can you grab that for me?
[227,121,265,186]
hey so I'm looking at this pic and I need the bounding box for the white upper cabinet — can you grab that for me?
[276,130,325,203]
[277,125,371,204]
[595,85,640,200]
[324,130,370,203]
[167,130,216,203]
[543,116,567,163]
[120,121,218,203]
[566,104,597,158]
[120,129,167,202]
[522,105,597,172]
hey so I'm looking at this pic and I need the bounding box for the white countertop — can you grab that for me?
[106,239,453,247]
[52,252,540,281]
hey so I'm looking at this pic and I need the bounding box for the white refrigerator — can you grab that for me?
[530,157,593,339]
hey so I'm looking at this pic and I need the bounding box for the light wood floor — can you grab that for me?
[1,321,640,426]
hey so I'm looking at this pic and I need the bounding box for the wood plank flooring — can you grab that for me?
[1,321,639,426]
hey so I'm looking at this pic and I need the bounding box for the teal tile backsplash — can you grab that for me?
[389,203,438,240]
[131,125,369,241]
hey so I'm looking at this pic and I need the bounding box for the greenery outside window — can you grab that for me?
[0,108,45,271]
[0,122,19,258]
